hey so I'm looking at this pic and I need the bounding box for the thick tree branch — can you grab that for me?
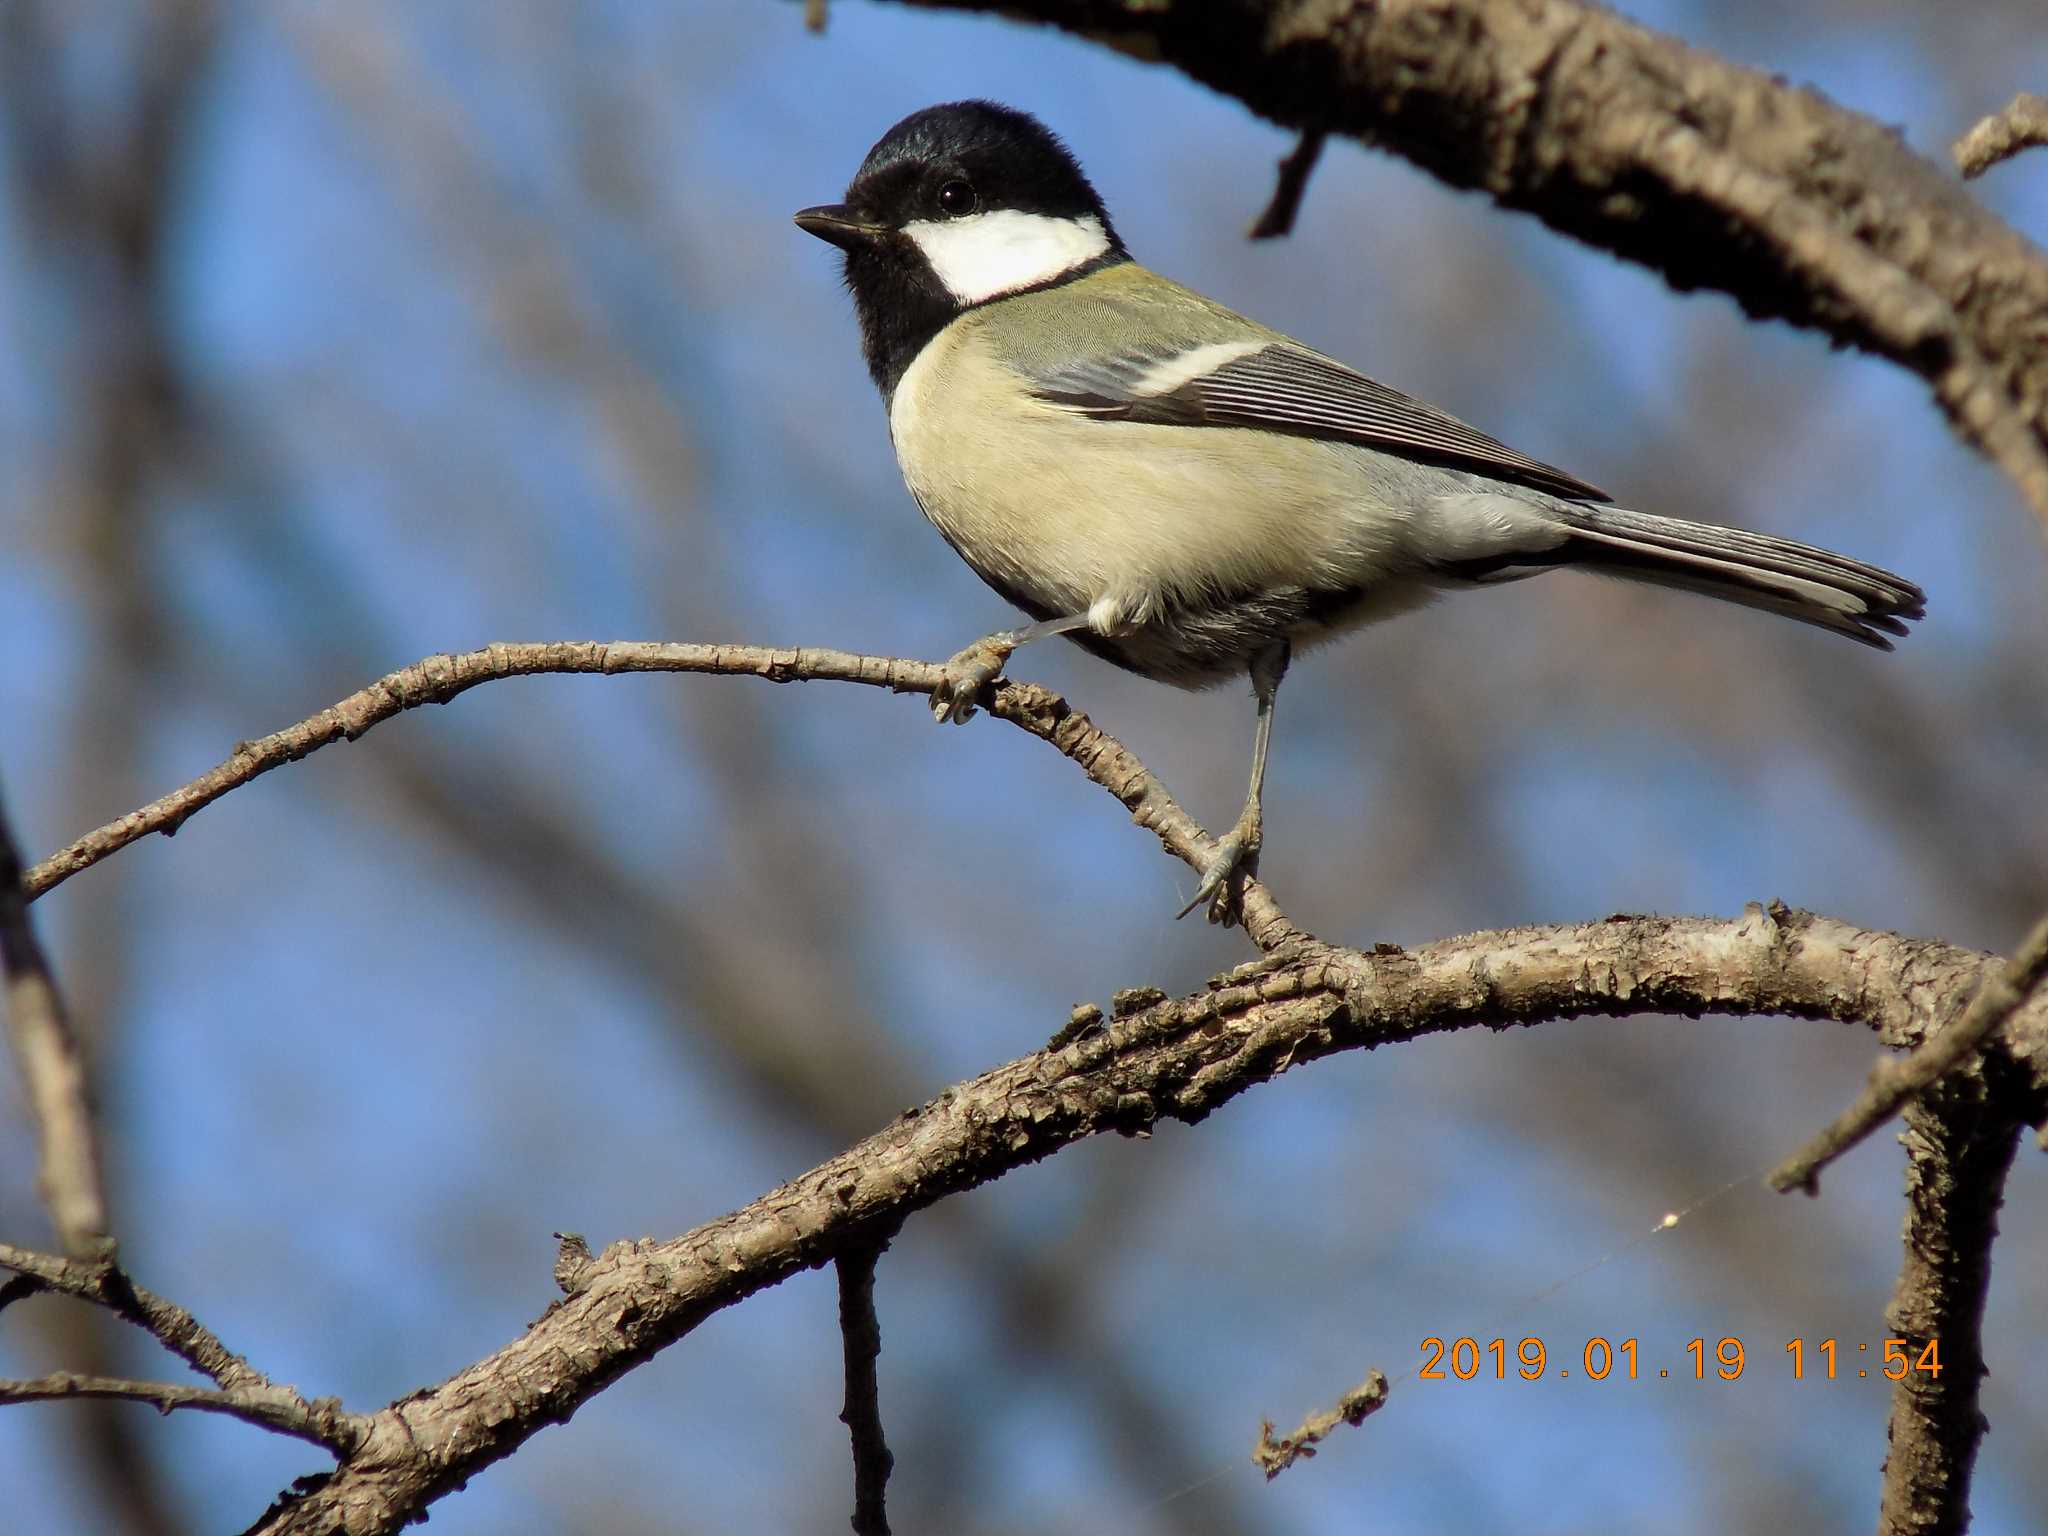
[239,906,2044,1534]
[0,785,111,1259]
[1771,912,2048,1192]
[873,0,2048,528]
[24,642,1309,953]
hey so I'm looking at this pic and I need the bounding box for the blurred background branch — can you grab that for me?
[2,1,217,1529]
[0,784,110,1261]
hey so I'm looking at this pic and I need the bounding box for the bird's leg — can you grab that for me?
[1179,641,1290,926]
[930,612,1092,724]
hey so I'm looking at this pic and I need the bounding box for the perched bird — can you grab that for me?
[795,101,1924,923]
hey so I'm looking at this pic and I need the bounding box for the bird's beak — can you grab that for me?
[794,204,887,250]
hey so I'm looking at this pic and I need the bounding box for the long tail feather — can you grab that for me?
[1553,505,1925,650]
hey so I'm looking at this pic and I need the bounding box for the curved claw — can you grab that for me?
[930,637,1016,725]
[1177,830,1256,926]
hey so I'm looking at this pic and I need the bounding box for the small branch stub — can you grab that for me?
[1953,92,2048,179]
[1248,130,1327,240]
[553,1232,595,1297]
[1046,1001,1105,1050]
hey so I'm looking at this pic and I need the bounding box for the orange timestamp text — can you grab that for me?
[1419,1335,1942,1383]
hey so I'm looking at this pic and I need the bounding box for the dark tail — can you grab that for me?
[1553,505,1925,650]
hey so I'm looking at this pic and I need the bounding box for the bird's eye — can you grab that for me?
[936,179,977,217]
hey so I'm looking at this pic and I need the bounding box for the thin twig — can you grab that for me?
[1248,130,1326,239]
[837,1230,897,1536]
[1252,1373,1387,1478]
[1769,913,2048,1193]
[23,642,1311,953]
[0,1371,358,1452]
[0,781,111,1259]
[0,1242,365,1453]
[0,1244,239,1384]
[1876,1080,2021,1535]
[1953,91,2048,179]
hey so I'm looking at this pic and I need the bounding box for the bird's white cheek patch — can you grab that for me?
[903,211,1110,304]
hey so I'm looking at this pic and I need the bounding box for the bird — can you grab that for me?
[794,101,1924,924]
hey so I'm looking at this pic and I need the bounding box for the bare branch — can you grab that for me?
[0,1371,358,1453]
[1771,913,2048,1193]
[0,784,111,1259]
[1953,91,2048,179]
[0,1243,365,1455]
[1247,130,1326,240]
[1877,1079,2024,1535]
[1253,1373,1387,1479]
[0,1245,234,1384]
[243,905,2045,1534]
[24,642,1311,953]
[836,1231,897,1536]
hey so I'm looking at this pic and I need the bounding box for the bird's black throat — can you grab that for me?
[848,243,1130,402]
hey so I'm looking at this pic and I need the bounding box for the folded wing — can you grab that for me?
[1032,340,1610,503]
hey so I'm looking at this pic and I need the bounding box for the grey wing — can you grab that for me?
[1032,341,1610,504]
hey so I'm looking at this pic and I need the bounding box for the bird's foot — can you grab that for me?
[1178,820,1260,926]
[930,635,1017,724]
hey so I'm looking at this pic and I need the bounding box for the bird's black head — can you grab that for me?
[795,102,1128,397]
